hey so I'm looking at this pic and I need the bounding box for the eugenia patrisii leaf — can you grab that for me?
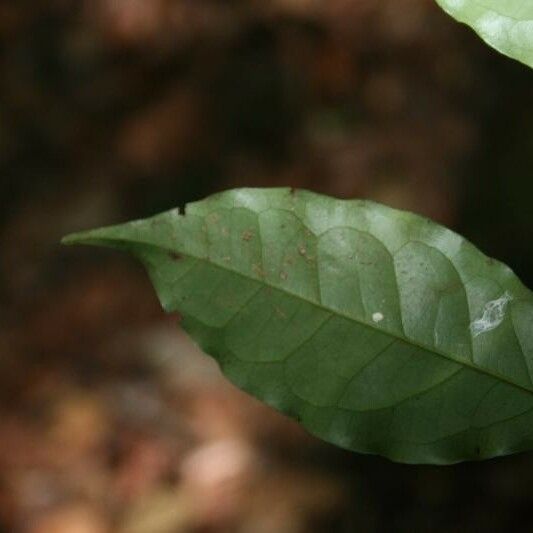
[63,188,533,464]
[435,0,533,69]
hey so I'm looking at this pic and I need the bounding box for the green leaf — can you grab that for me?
[63,188,533,464]
[435,0,533,68]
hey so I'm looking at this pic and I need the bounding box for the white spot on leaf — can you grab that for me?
[372,312,384,323]
[470,291,513,338]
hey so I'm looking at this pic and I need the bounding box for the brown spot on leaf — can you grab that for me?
[252,264,266,278]
[168,252,182,261]
[242,230,253,242]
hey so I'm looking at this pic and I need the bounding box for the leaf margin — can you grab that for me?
[62,187,533,465]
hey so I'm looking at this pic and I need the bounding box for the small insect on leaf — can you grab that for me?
[63,188,533,464]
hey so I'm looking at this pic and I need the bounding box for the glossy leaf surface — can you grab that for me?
[63,188,533,464]
[435,0,533,68]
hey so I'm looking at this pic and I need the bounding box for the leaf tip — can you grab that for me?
[60,226,122,248]
[61,231,90,246]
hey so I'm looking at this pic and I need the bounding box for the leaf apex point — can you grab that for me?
[60,226,117,247]
[61,232,85,245]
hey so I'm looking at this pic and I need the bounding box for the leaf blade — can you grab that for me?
[63,188,533,464]
[435,0,533,68]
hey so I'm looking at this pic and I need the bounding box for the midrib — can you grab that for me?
[179,248,533,398]
[65,230,533,398]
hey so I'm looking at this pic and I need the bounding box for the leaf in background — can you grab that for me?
[63,188,533,464]
[435,0,533,68]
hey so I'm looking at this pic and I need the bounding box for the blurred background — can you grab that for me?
[1,1,533,532]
